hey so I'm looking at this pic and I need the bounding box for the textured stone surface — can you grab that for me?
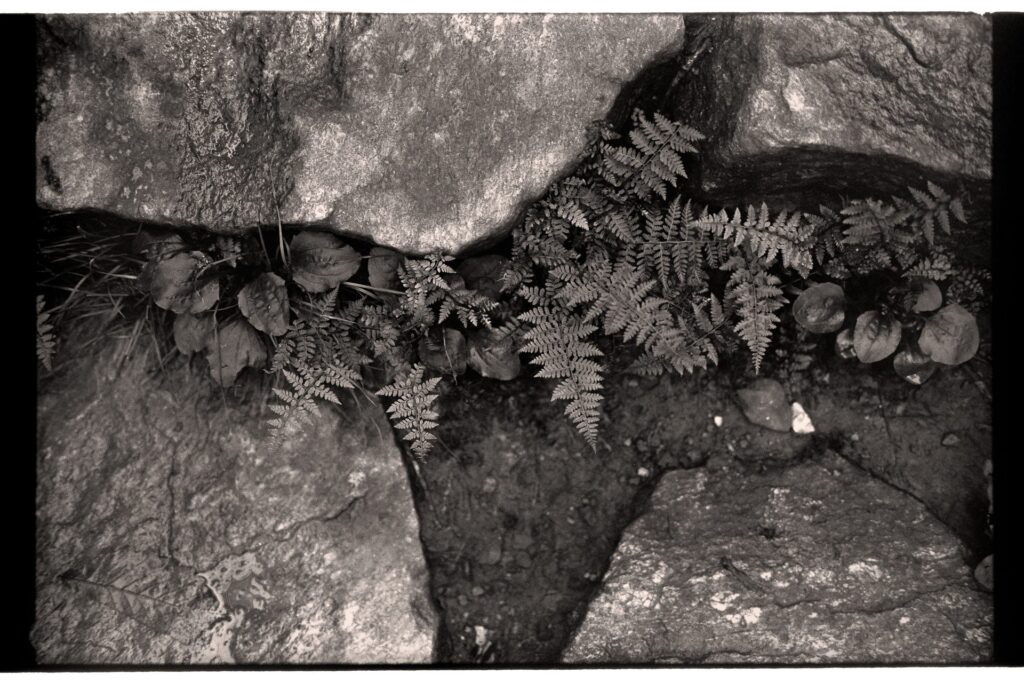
[735,378,791,432]
[675,14,991,210]
[563,450,992,664]
[34,350,436,664]
[36,13,686,254]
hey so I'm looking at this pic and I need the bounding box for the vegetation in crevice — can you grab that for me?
[36,109,990,456]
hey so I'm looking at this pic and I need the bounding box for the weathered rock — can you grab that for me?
[34,350,436,664]
[735,378,791,432]
[564,451,992,663]
[36,13,686,254]
[675,14,991,212]
[815,366,992,563]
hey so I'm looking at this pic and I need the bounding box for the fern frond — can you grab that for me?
[696,203,814,276]
[36,295,56,371]
[724,256,786,374]
[518,303,604,447]
[377,363,442,458]
[599,109,703,200]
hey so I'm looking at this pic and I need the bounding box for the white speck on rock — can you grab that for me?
[847,561,884,581]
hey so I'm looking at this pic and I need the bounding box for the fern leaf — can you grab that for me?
[377,363,442,458]
[724,258,786,374]
[36,295,56,371]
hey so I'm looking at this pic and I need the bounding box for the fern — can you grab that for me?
[695,202,814,276]
[723,255,786,374]
[377,363,442,458]
[518,303,604,448]
[599,110,703,200]
[267,288,365,442]
[37,294,56,371]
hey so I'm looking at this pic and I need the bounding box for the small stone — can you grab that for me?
[941,433,960,447]
[457,594,468,607]
[713,416,723,427]
[482,477,498,493]
[736,379,790,432]
[791,402,815,434]
[472,585,486,597]
[482,548,502,565]
[851,433,860,442]
[637,467,650,477]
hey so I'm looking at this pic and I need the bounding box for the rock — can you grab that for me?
[941,432,961,447]
[735,378,791,432]
[974,555,993,593]
[790,401,815,434]
[811,366,992,562]
[676,15,991,216]
[34,350,436,664]
[37,14,687,254]
[563,452,992,663]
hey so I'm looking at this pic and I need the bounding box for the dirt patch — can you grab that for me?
[406,345,991,663]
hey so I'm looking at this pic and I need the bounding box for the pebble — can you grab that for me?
[637,467,650,477]
[736,379,791,432]
[482,477,497,493]
[791,401,815,434]
[482,548,502,565]
[941,432,960,447]
[714,415,723,427]
[472,585,485,597]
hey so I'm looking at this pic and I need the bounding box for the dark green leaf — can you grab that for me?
[238,272,290,336]
[173,313,215,355]
[290,232,360,293]
[793,282,846,334]
[368,247,402,290]
[853,311,901,363]
[918,303,979,365]
[206,319,267,388]
[147,251,220,314]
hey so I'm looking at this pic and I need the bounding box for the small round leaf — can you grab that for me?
[918,303,979,366]
[853,310,902,363]
[238,272,290,336]
[290,231,360,293]
[793,282,846,334]
[893,345,937,385]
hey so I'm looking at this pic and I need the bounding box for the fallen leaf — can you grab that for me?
[206,319,267,388]
[173,313,215,355]
[893,345,937,385]
[147,251,220,314]
[290,231,360,293]
[467,328,521,381]
[238,272,290,336]
[368,247,403,290]
[918,303,979,365]
[793,282,846,334]
[418,328,468,376]
[853,310,901,363]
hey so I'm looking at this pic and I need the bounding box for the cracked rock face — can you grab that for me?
[36,13,686,254]
[676,14,991,210]
[34,350,436,664]
[563,450,992,664]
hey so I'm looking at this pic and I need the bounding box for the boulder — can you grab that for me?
[34,349,437,664]
[674,14,991,213]
[563,451,992,663]
[36,13,687,254]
